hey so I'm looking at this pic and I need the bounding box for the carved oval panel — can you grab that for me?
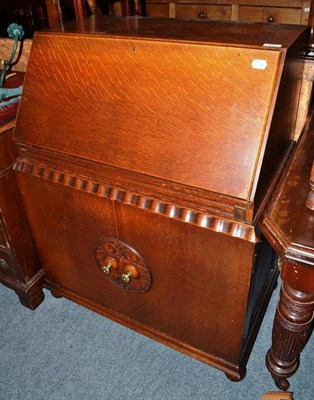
[94,238,152,294]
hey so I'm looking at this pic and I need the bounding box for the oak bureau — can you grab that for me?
[11,16,310,380]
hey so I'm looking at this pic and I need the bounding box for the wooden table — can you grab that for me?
[261,112,314,390]
[0,73,44,309]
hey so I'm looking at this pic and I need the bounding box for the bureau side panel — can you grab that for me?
[253,28,310,214]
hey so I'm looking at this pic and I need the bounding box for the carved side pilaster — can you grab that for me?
[266,282,314,390]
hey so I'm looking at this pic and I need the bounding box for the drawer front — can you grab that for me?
[176,4,231,20]
[146,2,310,24]
[146,4,170,17]
[17,170,258,363]
[239,6,303,24]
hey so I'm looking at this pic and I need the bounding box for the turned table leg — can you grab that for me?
[266,282,314,390]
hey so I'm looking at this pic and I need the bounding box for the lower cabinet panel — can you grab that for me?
[17,170,277,371]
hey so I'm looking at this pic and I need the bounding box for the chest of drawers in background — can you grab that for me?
[146,0,311,25]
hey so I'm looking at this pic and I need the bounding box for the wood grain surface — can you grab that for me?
[15,33,281,200]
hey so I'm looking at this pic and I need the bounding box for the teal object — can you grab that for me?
[0,23,24,88]
[0,86,22,108]
[0,86,22,100]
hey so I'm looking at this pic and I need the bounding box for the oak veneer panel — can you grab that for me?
[114,201,255,363]
[16,174,130,314]
[16,34,281,200]
[17,167,255,364]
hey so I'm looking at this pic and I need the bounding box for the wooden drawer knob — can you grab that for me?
[198,12,206,19]
[267,16,274,23]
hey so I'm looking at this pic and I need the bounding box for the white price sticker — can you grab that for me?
[252,59,268,70]
[263,43,282,48]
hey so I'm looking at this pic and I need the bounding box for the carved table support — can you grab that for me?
[261,108,314,391]
[266,280,314,390]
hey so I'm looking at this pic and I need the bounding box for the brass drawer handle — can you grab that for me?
[102,262,112,275]
[121,271,133,283]
[121,265,139,283]
[101,256,117,275]
[198,12,206,19]
[267,16,274,23]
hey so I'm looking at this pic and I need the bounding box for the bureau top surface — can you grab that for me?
[43,16,307,49]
